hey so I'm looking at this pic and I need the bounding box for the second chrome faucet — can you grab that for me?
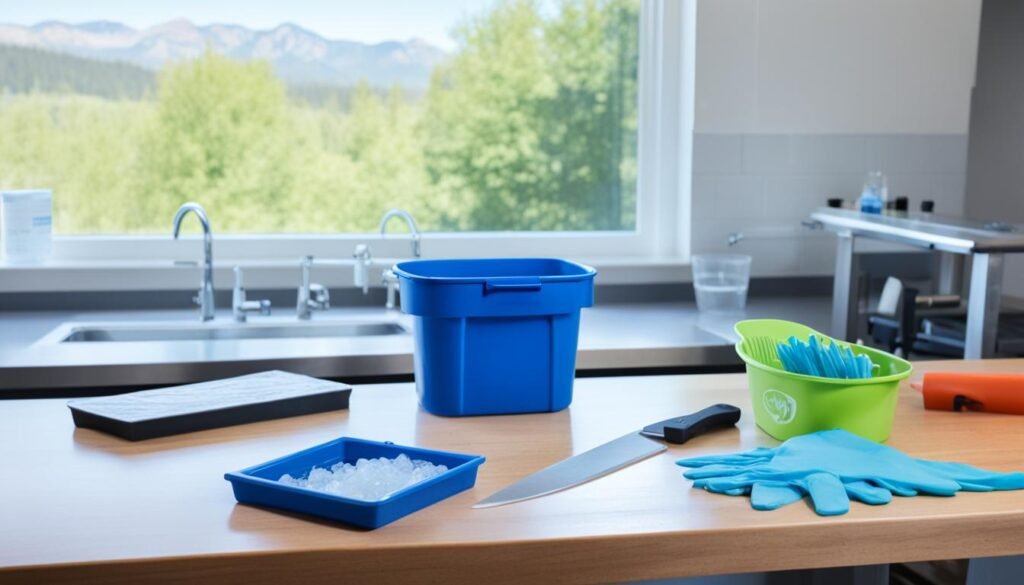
[379,208,421,309]
[172,202,215,321]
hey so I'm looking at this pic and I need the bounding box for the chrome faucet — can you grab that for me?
[297,255,330,320]
[232,267,271,322]
[378,209,420,309]
[378,208,421,258]
[172,202,215,321]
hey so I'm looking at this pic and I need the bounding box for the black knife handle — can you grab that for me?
[639,404,741,444]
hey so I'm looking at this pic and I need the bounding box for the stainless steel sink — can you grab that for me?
[58,321,406,343]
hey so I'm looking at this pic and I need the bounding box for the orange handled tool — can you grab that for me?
[911,372,1024,414]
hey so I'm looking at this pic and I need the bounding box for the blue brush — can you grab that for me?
[775,335,875,379]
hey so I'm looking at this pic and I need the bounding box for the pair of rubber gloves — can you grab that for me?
[677,429,1024,516]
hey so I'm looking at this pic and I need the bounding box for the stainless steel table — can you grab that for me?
[810,207,1024,359]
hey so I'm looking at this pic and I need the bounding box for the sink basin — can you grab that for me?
[58,321,406,343]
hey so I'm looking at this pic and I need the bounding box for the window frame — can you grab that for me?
[1,0,696,289]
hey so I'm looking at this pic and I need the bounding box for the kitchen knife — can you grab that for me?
[473,404,740,509]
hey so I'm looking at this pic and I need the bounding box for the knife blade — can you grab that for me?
[473,404,740,509]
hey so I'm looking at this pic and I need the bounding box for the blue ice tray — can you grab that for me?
[224,437,485,529]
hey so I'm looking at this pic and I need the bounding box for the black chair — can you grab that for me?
[868,277,964,358]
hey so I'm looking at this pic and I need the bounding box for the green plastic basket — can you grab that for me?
[735,319,913,442]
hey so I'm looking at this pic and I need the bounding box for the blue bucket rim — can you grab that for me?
[392,257,596,284]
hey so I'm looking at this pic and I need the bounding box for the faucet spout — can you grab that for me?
[172,202,215,321]
[378,208,421,258]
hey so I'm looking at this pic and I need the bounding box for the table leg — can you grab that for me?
[965,253,1003,359]
[937,252,964,296]
[831,231,859,341]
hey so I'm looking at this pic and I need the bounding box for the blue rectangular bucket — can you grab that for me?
[393,258,596,416]
[225,437,485,529]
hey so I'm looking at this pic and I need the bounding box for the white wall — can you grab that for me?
[963,0,1024,298]
[689,0,982,277]
[695,0,981,135]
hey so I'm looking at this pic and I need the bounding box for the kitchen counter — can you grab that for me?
[3,359,1024,584]
[0,297,832,393]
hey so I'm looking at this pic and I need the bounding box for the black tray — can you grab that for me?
[68,370,351,441]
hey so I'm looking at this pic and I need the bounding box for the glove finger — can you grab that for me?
[691,477,752,495]
[890,476,960,496]
[682,464,756,479]
[916,460,1024,490]
[690,482,750,497]
[751,483,804,511]
[677,457,756,468]
[676,448,775,468]
[699,474,761,493]
[844,480,892,505]
[871,477,919,497]
[957,481,995,492]
[803,472,849,516]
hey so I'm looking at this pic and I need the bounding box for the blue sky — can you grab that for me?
[0,0,501,50]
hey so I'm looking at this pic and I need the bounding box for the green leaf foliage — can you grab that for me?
[0,0,639,235]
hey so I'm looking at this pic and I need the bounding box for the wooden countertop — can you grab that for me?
[3,359,1024,584]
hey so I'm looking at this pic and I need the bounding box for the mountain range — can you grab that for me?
[0,19,447,89]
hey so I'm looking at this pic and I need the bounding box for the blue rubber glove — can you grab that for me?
[677,430,1024,516]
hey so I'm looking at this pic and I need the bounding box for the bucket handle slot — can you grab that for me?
[484,279,542,293]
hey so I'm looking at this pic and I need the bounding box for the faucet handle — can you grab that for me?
[309,283,330,309]
[235,299,272,322]
[233,266,272,322]
[382,269,401,310]
[250,299,272,315]
[353,244,372,295]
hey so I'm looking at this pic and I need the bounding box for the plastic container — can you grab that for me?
[734,319,912,442]
[858,171,888,214]
[1,189,52,265]
[393,258,596,416]
[692,254,751,311]
[225,437,485,529]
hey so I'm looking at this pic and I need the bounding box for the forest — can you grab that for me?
[0,0,639,234]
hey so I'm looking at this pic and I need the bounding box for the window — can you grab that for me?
[0,1,693,277]
[1,0,641,235]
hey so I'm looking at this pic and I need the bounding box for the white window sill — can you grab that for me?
[0,256,694,293]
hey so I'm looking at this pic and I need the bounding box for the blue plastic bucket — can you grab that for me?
[393,258,596,416]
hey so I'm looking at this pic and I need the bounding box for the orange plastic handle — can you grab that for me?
[918,372,1024,414]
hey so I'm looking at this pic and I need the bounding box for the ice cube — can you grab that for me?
[278,454,449,501]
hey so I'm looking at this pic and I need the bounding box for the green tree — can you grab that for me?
[0,0,640,236]
[287,82,433,232]
[422,0,639,231]
[542,0,639,230]
[134,51,296,232]
[0,93,149,233]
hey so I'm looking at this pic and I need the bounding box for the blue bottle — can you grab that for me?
[859,171,887,214]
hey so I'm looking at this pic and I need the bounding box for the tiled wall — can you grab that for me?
[690,133,968,276]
